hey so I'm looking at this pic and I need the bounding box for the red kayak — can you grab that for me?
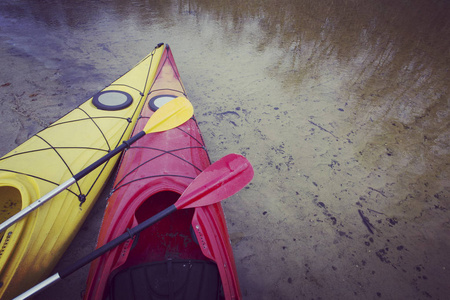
[84,44,242,300]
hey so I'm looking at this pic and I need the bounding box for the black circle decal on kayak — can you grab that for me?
[148,95,177,112]
[92,91,133,110]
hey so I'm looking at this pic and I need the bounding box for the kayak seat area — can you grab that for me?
[0,186,22,241]
[107,259,223,300]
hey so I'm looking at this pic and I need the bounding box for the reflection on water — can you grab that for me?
[181,0,449,186]
[0,0,449,299]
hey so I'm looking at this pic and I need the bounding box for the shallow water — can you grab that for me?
[0,0,449,299]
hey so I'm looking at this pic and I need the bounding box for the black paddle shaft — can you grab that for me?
[59,204,176,278]
[74,131,145,181]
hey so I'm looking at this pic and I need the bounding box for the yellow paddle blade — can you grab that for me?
[144,96,194,133]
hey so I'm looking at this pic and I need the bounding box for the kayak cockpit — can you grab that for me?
[0,186,21,241]
[102,190,224,299]
[130,191,207,263]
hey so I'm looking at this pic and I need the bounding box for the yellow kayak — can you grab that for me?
[0,43,165,299]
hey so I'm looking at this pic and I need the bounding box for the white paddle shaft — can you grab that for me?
[13,273,61,300]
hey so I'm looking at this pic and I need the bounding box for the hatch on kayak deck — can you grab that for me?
[148,95,178,111]
[92,90,134,111]
[0,187,21,241]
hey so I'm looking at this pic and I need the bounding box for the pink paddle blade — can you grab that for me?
[175,154,254,209]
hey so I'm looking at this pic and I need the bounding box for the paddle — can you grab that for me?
[0,96,194,233]
[13,153,253,300]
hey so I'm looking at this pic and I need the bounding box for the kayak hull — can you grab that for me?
[84,45,241,300]
[0,44,165,300]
